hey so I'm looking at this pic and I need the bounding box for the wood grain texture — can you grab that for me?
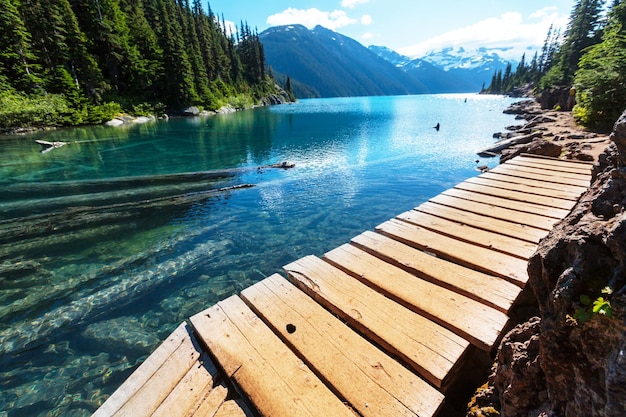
[396,209,537,259]
[284,255,471,385]
[349,231,522,314]
[377,218,529,286]
[190,296,354,417]
[241,274,444,416]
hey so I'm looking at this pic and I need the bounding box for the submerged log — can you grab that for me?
[0,183,254,247]
[0,219,231,324]
[0,236,232,356]
[5,162,294,198]
[35,140,67,153]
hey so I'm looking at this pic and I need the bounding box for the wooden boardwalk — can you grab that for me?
[95,154,593,417]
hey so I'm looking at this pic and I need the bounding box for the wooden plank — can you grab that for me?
[429,193,559,231]
[497,161,592,181]
[283,256,470,385]
[318,247,510,351]
[415,201,548,244]
[466,176,582,201]
[214,399,254,417]
[491,164,590,187]
[152,354,219,417]
[397,209,537,259]
[454,180,577,210]
[241,275,445,417]
[192,385,231,417]
[478,171,588,196]
[518,153,594,167]
[93,323,192,417]
[377,218,528,286]
[510,155,593,174]
[349,232,521,313]
[190,296,354,417]
[441,188,571,219]
[113,326,203,417]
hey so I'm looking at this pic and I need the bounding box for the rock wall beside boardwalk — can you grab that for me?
[468,112,626,417]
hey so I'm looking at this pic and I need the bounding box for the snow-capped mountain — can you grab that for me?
[369,45,515,92]
[420,46,516,72]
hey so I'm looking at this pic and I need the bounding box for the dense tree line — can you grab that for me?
[0,0,283,130]
[485,0,626,131]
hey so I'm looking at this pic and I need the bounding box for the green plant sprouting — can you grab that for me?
[573,286,614,323]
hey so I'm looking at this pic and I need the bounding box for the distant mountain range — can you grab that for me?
[260,25,514,98]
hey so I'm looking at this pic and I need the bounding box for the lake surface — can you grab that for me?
[0,94,517,416]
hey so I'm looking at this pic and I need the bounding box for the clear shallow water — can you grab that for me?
[0,94,516,416]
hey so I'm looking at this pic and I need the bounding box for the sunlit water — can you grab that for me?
[0,94,517,416]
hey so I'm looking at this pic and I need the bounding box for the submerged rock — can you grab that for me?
[82,317,160,354]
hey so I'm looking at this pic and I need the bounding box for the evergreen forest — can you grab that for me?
[0,0,287,131]
[484,0,626,132]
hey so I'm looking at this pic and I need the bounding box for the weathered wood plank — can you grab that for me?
[441,188,571,219]
[112,327,203,417]
[214,399,254,417]
[518,153,594,166]
[497,161,592,181]
[454,180,577,210]
[491,164,590,187]
[477,171,588,197]
[509,155,593,174]
[319,247,510,351]
[428,193,559,230]
[377,218,529,286]
[190,296,354,417]
[397,209,537,259]
[93,323,192,417]
[241,275,444,417]
[191,385,230,417]
[507,159,593,176]
[349,231,522,314]
[283,256,470,386]
[465,176,582,201]
[152,354,218,417]
[415,201,548,243]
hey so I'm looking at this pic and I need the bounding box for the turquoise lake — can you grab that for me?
[0,94,517,416]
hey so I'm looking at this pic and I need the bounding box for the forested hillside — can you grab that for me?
[484,0,626,132]
[0,0,283,130]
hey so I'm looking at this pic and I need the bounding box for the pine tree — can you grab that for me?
[157,0,198,106]
[119,0,163,97]
[573,0,626,130]
[544,0,605,86]
[178,0,210,102]
[0,0,40,92]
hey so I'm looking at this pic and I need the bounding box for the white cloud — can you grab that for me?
[266,8,357,31]
[397,9,569,60]
[222,20,237,37]
[362,32,374,40]
[341,0,369,9]
[361,14,373,25]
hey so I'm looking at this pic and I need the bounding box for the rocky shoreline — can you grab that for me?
[483,99,611,163]
[468,106,625,417]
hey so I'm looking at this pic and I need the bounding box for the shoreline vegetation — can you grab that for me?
[0,0,295,135]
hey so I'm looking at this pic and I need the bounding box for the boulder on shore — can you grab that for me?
[500,139,562,163]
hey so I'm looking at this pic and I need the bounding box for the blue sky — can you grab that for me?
[210,0,577,59]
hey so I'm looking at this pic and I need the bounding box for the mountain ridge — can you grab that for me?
[260,25,515,98]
